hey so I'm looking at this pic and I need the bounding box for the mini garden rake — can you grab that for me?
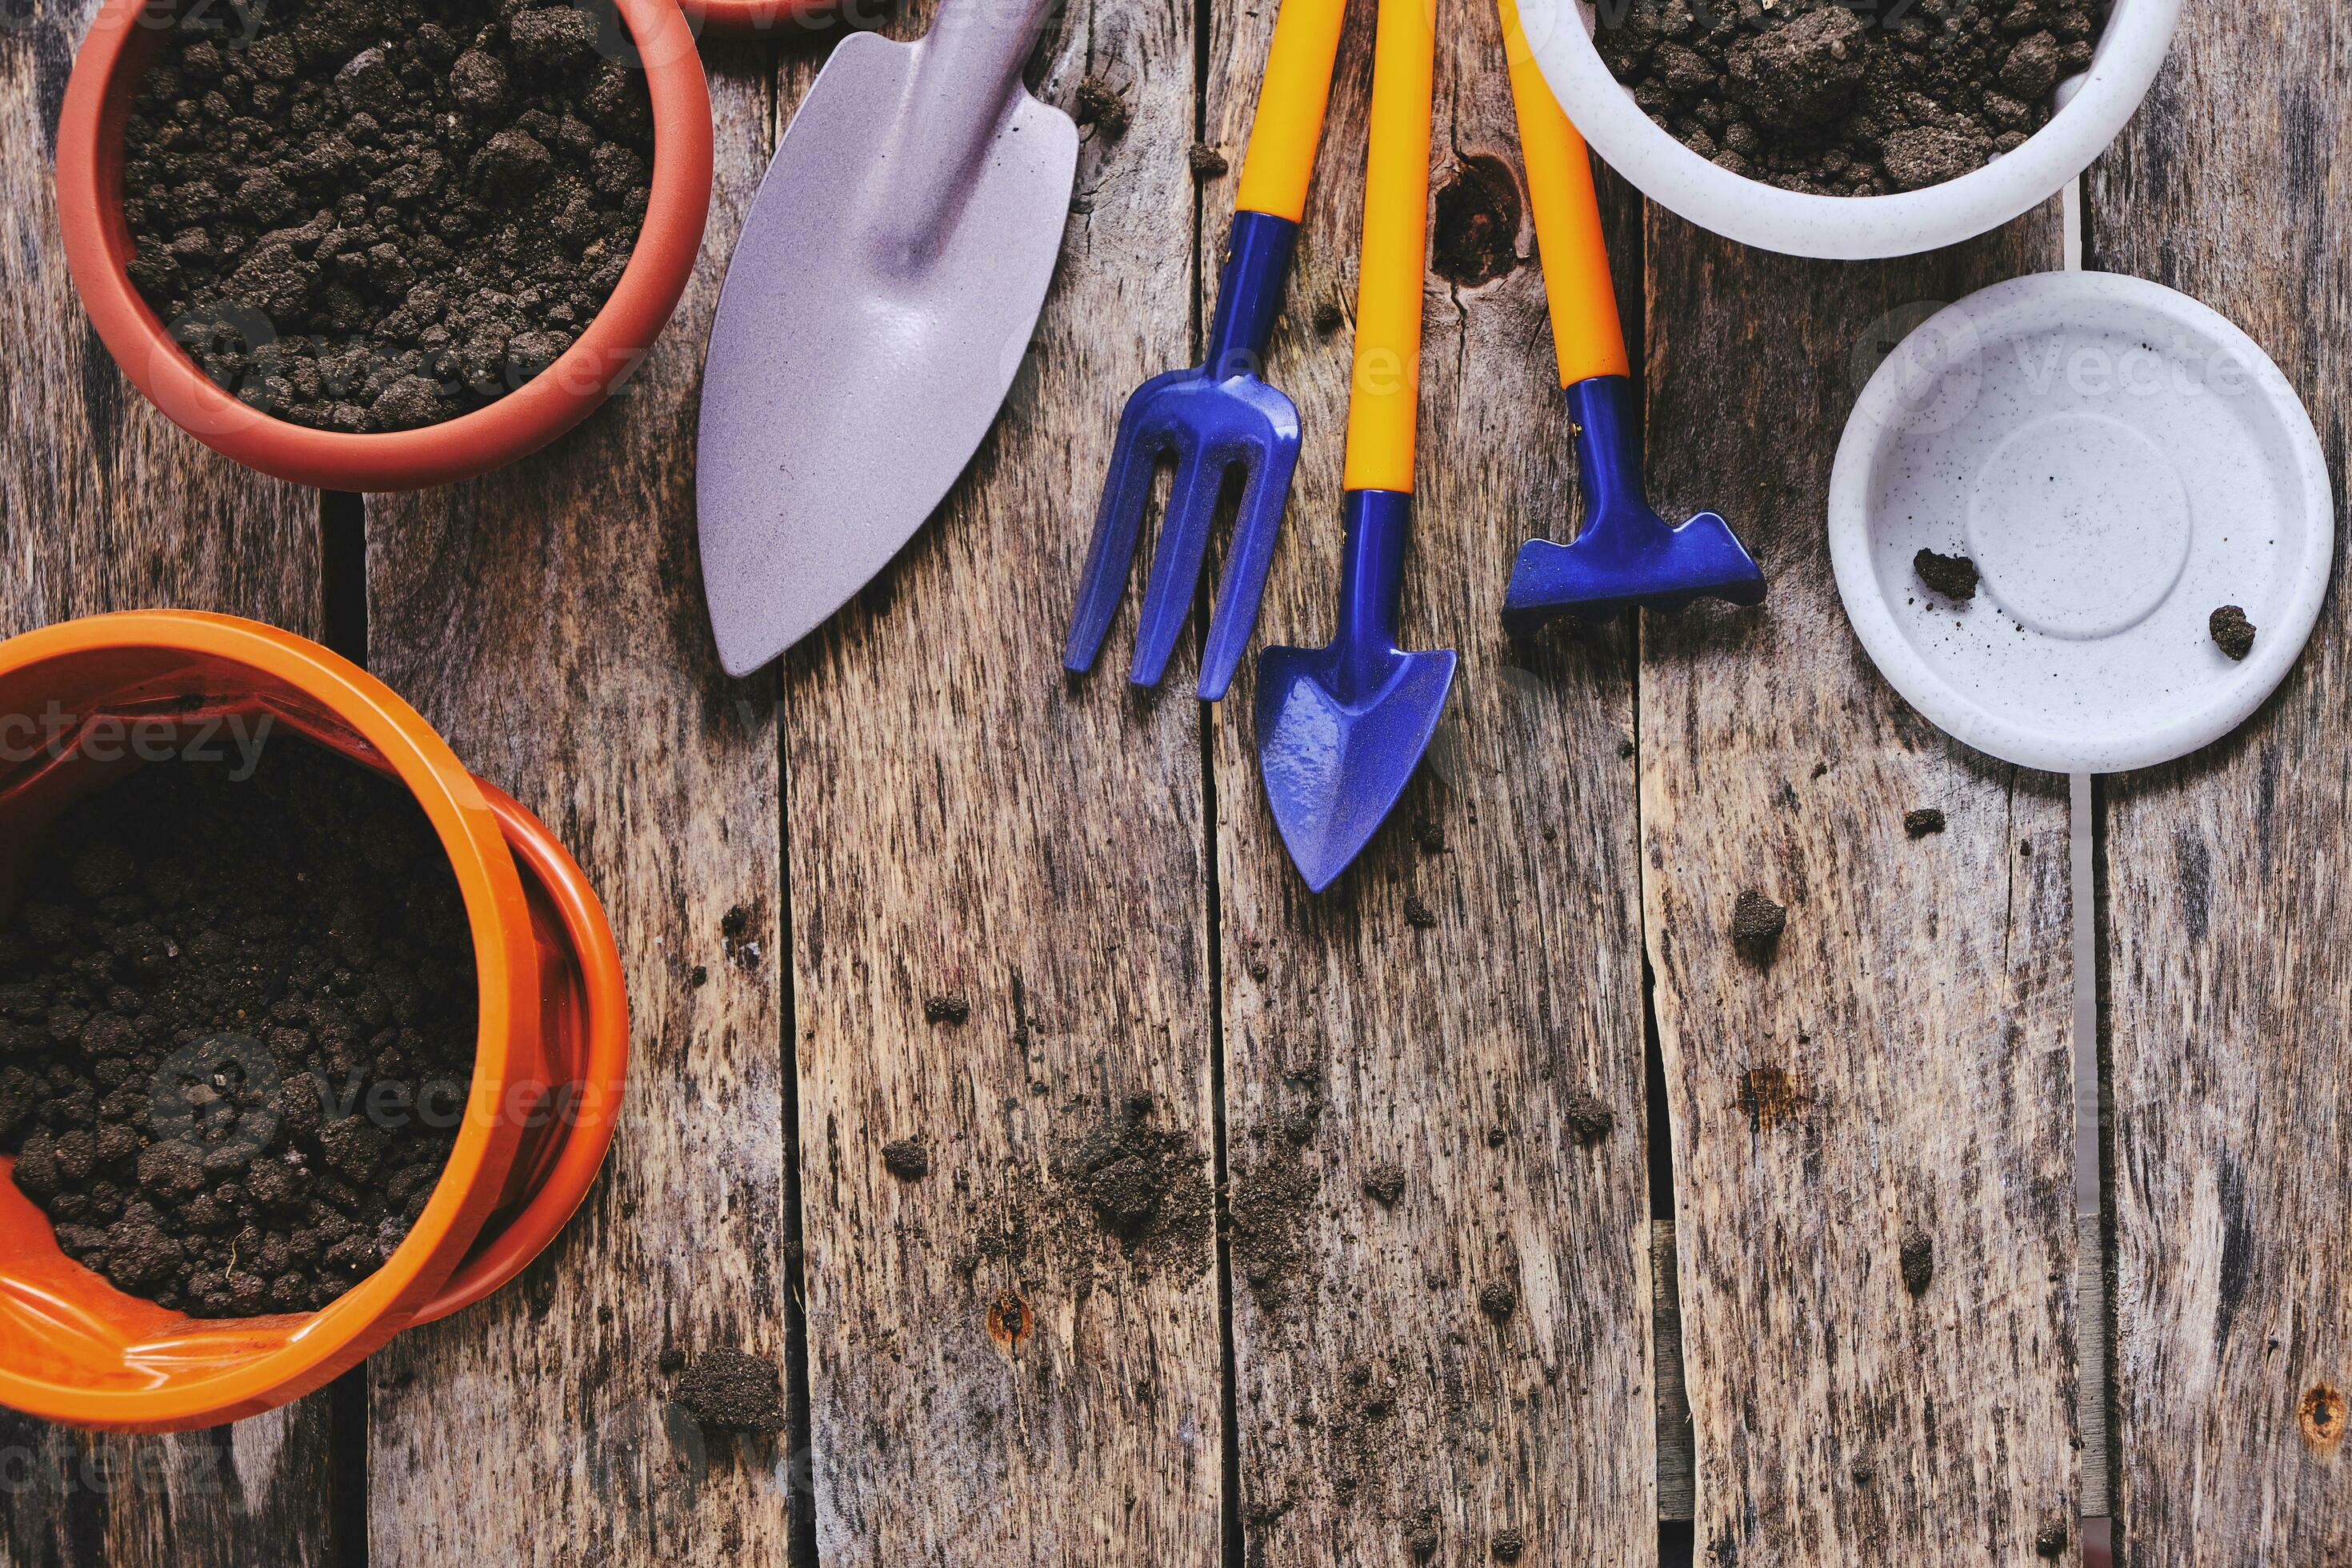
[1495,0,1765,633]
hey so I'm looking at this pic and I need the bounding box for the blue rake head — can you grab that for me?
[1503,375,1766,634]
[1257,491,1458,892]
[1066,211,1306,701]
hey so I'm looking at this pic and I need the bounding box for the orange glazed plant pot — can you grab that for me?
[53,0,714,491]
[0,613,627,1431]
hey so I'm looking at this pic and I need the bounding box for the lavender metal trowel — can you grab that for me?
[695,0,1078,677]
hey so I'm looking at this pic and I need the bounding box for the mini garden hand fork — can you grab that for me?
[1256,0,1453,892]
[1064,0,1348,699]
[1495,0,1765,631]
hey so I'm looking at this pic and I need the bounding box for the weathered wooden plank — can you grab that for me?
[357,46,795,1567]
[1207,0,1656,1560]
[2089,7,2352,1559]
[0,0,338,1559]
[782,0,1222,1560]
[1638,208,2086,1561]
[0,9,321,630]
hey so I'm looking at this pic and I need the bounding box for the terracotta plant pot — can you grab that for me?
[53,0,714,491]
[0,613,627,1432]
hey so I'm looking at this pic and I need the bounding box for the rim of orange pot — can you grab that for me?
[54,0,714,493]
[0,611,538,1430]
[414,779,629,1326]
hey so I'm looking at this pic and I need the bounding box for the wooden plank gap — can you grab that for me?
[1189,6,1246,1566]
[319,492,367,668]
[1650,1220,1694,1525]
[777,692,820,1568]
[327,1368,369,1568]
[771,42,820,1564]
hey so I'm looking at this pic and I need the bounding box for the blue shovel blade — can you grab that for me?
[1256,645,1458,892]
[1254,490,1458,891]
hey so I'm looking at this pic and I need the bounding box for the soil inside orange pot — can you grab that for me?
[0,736,480,1318]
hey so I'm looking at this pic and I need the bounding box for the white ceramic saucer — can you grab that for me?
[1829,272,2334,774]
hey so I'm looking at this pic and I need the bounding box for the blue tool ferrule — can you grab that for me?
[1335,490,1412,697]
[1565,374,1651,546]
[1204,211,1300,381]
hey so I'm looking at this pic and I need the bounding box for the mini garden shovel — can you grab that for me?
[1064,0,1348,700]
[1255,0,1452,893]
[697,0,1078,678]
[1494,0,1765,632]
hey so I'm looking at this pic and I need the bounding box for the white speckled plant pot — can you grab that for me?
[1828,273,2334,775]
[1520,0,2185,259]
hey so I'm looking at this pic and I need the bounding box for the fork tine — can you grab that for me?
[1065,394,1173,674]
[1128,443,1230,688]
[1196,437,1299,700]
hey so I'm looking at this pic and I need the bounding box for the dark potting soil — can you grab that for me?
[1561,1090,1615,1147]
[0,741,477,1318]
[2210,604,2257,661]
[674,1348,786,1433]
[881,1136,929,1181]
[1057,1094,1214,1262]
[1914,547,1981,601]
[1898,1226,1934,1295]
[1073,77,1130,141]
[1904,806,1946,837]
[1595,0,2108,196]
[1731,887,1786,948]
[121,0,655,434]
[1230,1145,1318,1302]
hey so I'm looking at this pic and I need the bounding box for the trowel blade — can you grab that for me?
[695,30,1078,677]
[1255,645,1458,893]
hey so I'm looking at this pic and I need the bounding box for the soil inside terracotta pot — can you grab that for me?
[0,738,478,1317]
[120,0,655,433]
[1594,0,2110,197]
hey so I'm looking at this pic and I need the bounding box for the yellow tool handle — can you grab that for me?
[1342,0,1436,495]
[1497,0,1631,386]
[1234,0,1350,222]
